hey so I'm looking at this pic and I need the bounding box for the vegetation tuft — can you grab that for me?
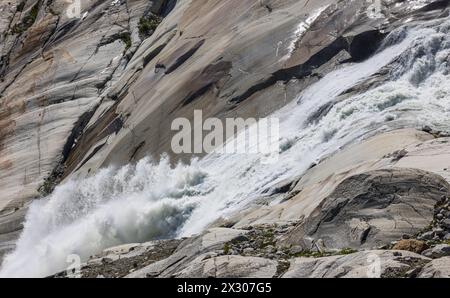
[138,14,162,38]
[12,2,40,34]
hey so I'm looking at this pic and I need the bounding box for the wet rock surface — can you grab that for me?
[2,0,450,278]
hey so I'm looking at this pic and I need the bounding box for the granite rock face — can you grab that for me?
[282,168,450,250]
[174,255,278,278]
[419,257,450,278]
[281,250,432,278]
[0,0,171,258]
[1,0,450,277]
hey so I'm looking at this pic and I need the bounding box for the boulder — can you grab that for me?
[175,255,278,278]
[282,168,450,250]
[422,244,450,259]
[419,257,450,278]
[126,228,249,278]
[282,250,431,278]
[393,240,429,254]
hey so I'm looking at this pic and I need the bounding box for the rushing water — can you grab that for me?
[1,19,450,277]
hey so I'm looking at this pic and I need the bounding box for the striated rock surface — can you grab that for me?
[419,257,450,278]
[281,168,450,250]
[282,250,432,278]
[1,0,450,278]
[174,255,278,278]
[0,0,171,256]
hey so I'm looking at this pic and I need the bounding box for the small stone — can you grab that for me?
[422,125,433,133]
[392,239,429,254]
[243,247,254,254]
[290,245,303,254]
[436,213,444,220]
[444,233,450,240]
[433,228,445,236]
[419,231,434,240]
[229,249,238,255]
[265,245,276,253]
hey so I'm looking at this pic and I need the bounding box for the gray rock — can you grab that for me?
[433,228,445,236]
[282,250,431,278]
[243,247,255,254]
[2,0,450,278]
[175,255,278,278]
[419,257,450,278]
[126,228,248,278]
[422,245,450,259]
[419,231,435,241]
[282,168,450,250]
[442,219,450,229]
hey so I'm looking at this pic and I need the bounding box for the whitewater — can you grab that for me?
[1,18,450,277]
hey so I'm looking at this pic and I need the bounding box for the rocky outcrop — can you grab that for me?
[52,239,183,278]
[126,228,249,278]
[174,255,278,278]
[282,250,431,278]
[281,168,450,251]
[422,244,450,259]
[419,257,450,278]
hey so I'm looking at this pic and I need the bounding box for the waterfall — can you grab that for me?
[1,18,449,278]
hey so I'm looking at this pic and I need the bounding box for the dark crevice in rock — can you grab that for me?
[165,39,205,74]
[173,60,232,111]
[62,101,121,177]
[345,30,387,62]
[230,29,387,106]
[61,109,98,164]
[159,0,178,17]
[130,141,146,161]
[74,142,106,173]
[360,226,372,244]
[143,43,167,67]
[181,82,214,107]
[418,0,450,12]
[43,18,78,51]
